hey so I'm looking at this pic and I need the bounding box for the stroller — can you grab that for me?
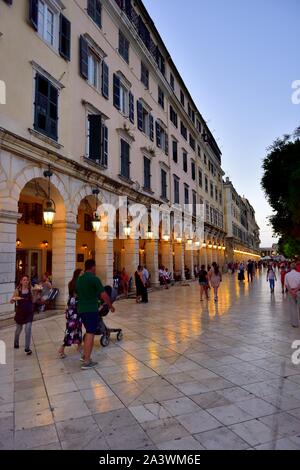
[95,285,123,347]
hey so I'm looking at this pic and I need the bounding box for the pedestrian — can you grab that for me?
[58,269,83,359]
[76,259,115,369]
[11,275,34,355]
[280,265,287,294]
[142,265,150,288]
[238,262,245,281]
[120,268,129,297]
[285,263,300,327]
[135,265,148,302]
[247,260,254,282]
[208,262,222,302]
[198,264,209,301]
[267,266,277,293]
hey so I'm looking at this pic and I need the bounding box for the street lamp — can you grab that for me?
[91,189,101,232]
[124,225,131,237]
[43,165,56,226]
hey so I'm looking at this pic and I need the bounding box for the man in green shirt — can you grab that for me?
[76,259,114,369]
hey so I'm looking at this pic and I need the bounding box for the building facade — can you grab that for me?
[0,0,242,318]
[223,177,260,262]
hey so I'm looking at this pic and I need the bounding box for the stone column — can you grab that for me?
[174,242,185,280]
[95,235,113,287]
[52,221,79,308]
[145,239,159,286]
[0,210,21,317]
[185,243,195,280]
[161,241,173,272]
[203,247,208,270]
[124,238,139,288]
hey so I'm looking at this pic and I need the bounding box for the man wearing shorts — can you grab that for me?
[76,259,114,369]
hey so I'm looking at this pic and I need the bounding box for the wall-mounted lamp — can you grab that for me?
[81,244,88,250]
[91,188,101,232]
[16,238,21,247]
[124,226,131,237]
[176,237,182,243]
[162,234,170,242]
[42,240,49,248]
[43,165,56,226]
[208,242,213,249]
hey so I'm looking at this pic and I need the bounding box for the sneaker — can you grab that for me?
[25,349,32,355]
[80,355,85,362]
[81,360,98,370]
[14,344,19,349]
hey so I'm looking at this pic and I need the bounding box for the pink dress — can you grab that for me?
[209,269,222,287]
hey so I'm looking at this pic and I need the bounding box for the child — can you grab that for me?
[10,275,34,355]
[267,267,277,293]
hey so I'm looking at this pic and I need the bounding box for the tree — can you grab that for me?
[261,126,300,258]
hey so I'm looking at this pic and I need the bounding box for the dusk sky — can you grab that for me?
[143,0,300,246]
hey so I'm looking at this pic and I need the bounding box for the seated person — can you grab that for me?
[34,272,52,312]
[164,268,172,284]
[159,266,169,289]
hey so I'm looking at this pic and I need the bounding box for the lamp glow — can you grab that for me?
[43,200,56,226]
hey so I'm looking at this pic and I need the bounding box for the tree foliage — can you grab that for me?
[261,126,300,257]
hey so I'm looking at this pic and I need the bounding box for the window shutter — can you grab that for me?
[121,139,130,179]
[59,14,71,61]
[88,114,102,160]
[149,114,154,141]
[29,0,38,30]
[79,35,89,79]
[102,61,109,99]
[164,133,169,156]
[129,92,134,124]
[137,100,143,131]
[155,121,161,148]
[113,74,120,109]
[101,124,108,167]
[88,0,102,28]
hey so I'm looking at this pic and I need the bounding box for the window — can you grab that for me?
[141,62,149,88]
[86,113,108,167]
[138,15,150,49]
[197,145,201,158]
[155,121,168,155]
[189,134,195,151]
[161,169,167,199]
[170,105,178,127]
[183,151,188,173]
[172,140,178,163]
[143,156,151,190]
[34,73,58,141]
[79,36,108,97]
[120,139,130,179]
[113,74,134,122]
[215,187,218,202]
[205,176,208,192]
[184,185,189,205]
[191,161,196,181]
[158,86,164,109]
[180,90,185,107]
[137,100,153,139]
[156,48,165,75]
[119,30,129,63]
[198,169,203,187]
[170,72,174,90]
[37,0,56,47]
[204,154,207,165]
[180,121,187,140]
[87,0,102,28]
[87,49,100,89]
[196,119,201,133]
[210,182,214,198]
[30,0,71,60]
[174,176,180,204]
